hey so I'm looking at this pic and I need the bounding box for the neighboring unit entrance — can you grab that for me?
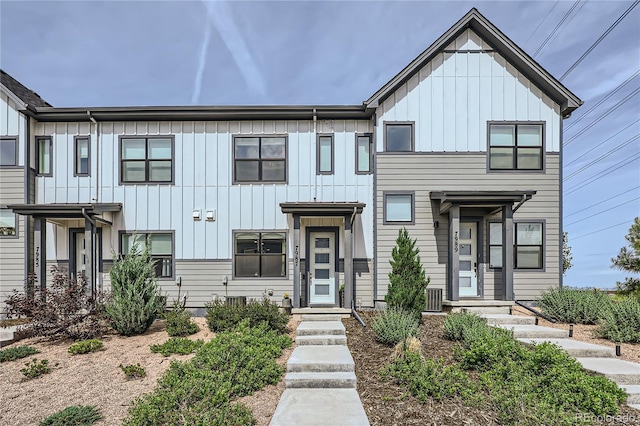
[458,222,478,297]
[308,230,337,305]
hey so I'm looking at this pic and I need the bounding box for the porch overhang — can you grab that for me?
[430,191,536,215]
[7,203,122,219]
[280,201,365,216]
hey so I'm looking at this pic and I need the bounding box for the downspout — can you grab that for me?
[312,108,317,201]
[512,193,532,213]
[24,113,31,287]
[82,207,97,294]
[87,111,99,203]
[350,206,357,305]
[372,112,378,303]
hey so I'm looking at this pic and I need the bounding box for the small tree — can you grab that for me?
[562,232,573,276]
[105,242,165,336]
[611,217,640,297]
[385,228,429,320]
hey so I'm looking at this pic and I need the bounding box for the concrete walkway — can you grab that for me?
[483,314,640,411]
[0,325,17,348]
[270,314,370,426]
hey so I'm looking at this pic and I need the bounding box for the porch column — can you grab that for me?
[344,216,354,309]
[84,218,94,294]
[34,217,47,294]
[502,205,514,301]
[292,214,301,308]
[448,205,460,301]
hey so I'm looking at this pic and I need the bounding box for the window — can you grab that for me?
[0,209,16,237]
[0,138,17,166]
[36,137,52,176]
[120,232,173,278]
[234,136,286,183]
[234,231,287,278]
[316,134,334,175]
[488,221,543,269]
[356,134,372,174]
[384,192,414,224]
[384,122,414,152]
[489,123,543,170]
[74,136,90,176]
[120,136,173,183]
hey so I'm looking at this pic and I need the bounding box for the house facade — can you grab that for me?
[0,9,581,313]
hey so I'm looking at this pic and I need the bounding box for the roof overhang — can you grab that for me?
[280,202,365,216]
[365,8,582,118]
[7,203,122,219]
[430,190,536,215]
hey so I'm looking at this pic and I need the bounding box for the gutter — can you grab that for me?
[512,193,533,213]
[87,111,99,203]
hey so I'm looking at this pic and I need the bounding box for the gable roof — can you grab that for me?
[0,69,52,109]
[365,8,582,118]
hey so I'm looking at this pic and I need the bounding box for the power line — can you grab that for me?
[565,186,640,218]
[565,152,640,195]
[524,1,560,47]
[564,134,640,180]
[564,70,640,131]
[560,0,640,81]
[572,219,634,241]
[533,0,583,58]
[565,119,640,167]
[565,197,640,227]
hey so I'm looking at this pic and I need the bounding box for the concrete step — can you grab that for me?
[296,335,347,346]
[300,314,343,322]
[576,358,640,385]
[285,371,357,388]
[270,389,370,426]
[621,385,640,404]
[629,404,640,411]
[0,337,14,349]
[518,338,615,358]
[462,306,511,315]
[482,314,536,326]
[287,345,354,373]
[296,321,345,336]
[495,324,569,339]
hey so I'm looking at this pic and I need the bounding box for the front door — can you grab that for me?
[309,231,336,305]
[459,222,478,297]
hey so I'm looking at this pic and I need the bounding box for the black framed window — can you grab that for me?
[316,134,334,175]
[120,136,173,183]
[36,136,52,176]
[0,138,17,166]
[0,208,16,237]
[120,232,173,278]
[74,136,90,176]
[356,134,372,174]
[384,122,414,152]
[489,123,543,170]
[234,231,287,277]
[383,192,414,224]
[234,136,286,183]
[488,221,543,269]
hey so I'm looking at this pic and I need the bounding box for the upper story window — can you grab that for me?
[0,208,17,237]
[489,123,543,170]
[488,221,544,269]
[316,134,334,175]
[74,136,90,176]
[121,232,173,278]
[383,192,414,224]
[384,122,414,152]
[234,136,286,183]
[36,137,52,176]
[234,231,287,278]
[0,138,17,166]
[356,134,372,174]
[120,136,173,184]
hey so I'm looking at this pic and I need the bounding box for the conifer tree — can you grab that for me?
[612,217,640,297]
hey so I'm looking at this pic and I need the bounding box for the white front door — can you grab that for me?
[309,231,336,305]
[459,222,478,297]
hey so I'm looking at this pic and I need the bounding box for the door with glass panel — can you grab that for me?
[458,222,478,297]
[309,231,336,305]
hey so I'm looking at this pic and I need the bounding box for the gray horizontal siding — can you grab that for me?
[0,168,26,313]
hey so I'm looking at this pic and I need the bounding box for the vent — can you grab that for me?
[225,296,247,306]
[425,288,443,312]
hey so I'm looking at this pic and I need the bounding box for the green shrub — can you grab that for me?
[165,300,200,337]
[39,405,102,426]
[105,243,165,336]
[150,337,204,357]
[457,324,524,371]
[537,287,611,324]
[21,358,57,379]
[385,228,430,320]
[68,339,103,355]
[442,311,487,341]
[119,363,146,379]
[205,297,289,334]
[0,345,40,362]
[597,296,640,343]
[372,307,419,346]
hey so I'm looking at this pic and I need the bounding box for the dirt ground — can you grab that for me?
[0,316,299,426]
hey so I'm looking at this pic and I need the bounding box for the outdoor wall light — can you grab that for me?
[192,209,201,220]
[206,210,216,221]
[434,221,439,228]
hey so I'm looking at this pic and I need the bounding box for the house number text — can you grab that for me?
[454,231,459,253]
[294,245,299,267]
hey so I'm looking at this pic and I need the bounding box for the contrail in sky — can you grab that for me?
[191,22,211,104]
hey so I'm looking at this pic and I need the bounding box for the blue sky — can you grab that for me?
[1,0,638,288]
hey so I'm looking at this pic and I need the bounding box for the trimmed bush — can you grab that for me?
[597,296,640,343]
[150,337,204,357]
[442,311,487,341]
[372,307,419,346]
[537,287,611,324]
[165,300,200,337]
[68,339,103,355]
[0,345,40,362]
[205,297,289,334]
[39,405,102,426]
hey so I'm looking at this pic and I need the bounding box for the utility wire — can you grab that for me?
[564,70,640,131]
[565,119,640,167]
[564,134,640,180]
[565,186,640,218]
[524,1,560,48]
[560,0,640,81]
[572,219,634,241]
[565,153,640,195]
[565,197,640,227]
[533,0,584,58]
